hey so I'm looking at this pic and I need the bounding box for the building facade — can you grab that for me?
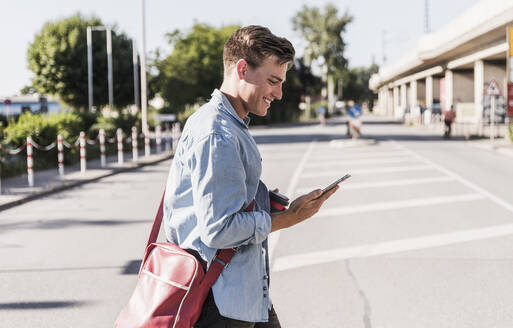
[370,0,513,126]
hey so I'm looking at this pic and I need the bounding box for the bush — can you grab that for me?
[0,110,160,179]
[89,112,140,139]
[1,112,84,179]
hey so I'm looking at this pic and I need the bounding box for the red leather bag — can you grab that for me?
[115,193,253,328]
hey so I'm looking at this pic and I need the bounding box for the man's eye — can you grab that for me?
[269,80,278,85]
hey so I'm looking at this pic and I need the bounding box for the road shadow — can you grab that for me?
[363,134,469,142]
[254,134,348,145]
[0,218,151,232]
[121,260,142,275]
[0,300,92,310]
[254,133,474,145]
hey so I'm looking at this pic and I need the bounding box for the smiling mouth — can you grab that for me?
[264,97,272,105]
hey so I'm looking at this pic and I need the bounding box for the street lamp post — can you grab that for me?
[87,26,114,112]
[133,39,140,109]
[140,0,149,135]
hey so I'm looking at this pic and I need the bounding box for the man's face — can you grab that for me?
[239,56,289,117]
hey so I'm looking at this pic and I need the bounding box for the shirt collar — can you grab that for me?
[211,89,251,128]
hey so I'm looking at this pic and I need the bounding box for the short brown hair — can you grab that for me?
[223,25,295,74]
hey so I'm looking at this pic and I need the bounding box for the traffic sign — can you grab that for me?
[485,80,502,96]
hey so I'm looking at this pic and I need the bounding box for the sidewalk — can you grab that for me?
[0,150,173,211]
[401,117,513,158]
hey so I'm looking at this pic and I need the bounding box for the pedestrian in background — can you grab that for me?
[163,25,338,328]
[347,100,362,138]
[317,105,327,126]
[443,104,455,138]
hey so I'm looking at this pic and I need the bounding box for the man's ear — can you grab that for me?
[235,59,248,80]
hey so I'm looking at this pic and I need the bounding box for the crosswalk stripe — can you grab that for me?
[316,193,485,217]
[268,141,316,266]
[272,223,513,272]
[301,165,434,178]
[307,151,408,161]
[295,176,455,195]
[304,157,417,167]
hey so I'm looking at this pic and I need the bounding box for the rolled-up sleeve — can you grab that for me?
[189,133,271,249]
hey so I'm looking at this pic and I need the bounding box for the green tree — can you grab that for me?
[27,14,136,110]
[292,3,353,113]
[342,63,379,107]
[154,23,240,114]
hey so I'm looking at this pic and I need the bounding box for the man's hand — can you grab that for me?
[270,186,339,233]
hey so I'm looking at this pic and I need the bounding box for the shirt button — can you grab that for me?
[263,275,268,280]
[263,294,267,298]
[263,286,267,291]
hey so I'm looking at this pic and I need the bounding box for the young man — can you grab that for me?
[163,25,338,328]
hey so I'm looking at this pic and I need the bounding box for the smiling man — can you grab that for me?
[163,25,338,328]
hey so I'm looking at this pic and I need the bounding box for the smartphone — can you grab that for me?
[320,173,351,195]
[269,190,290,206]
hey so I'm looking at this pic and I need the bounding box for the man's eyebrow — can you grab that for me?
[270,75,285,82]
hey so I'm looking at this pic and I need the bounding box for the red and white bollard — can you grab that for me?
[144,132,150,157]
[131,126,138,162]
[99,129,106,167]
[156,125,162,153]
[79,131,86,173]
[26,136,34,187]
[57,134,64,178]
[172,123,181,151]
[117,128,124,164]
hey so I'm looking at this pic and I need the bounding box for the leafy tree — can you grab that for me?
[342,63,379,107]
[292,3,352,113]
[27,14,136,110]
[154,23,240,113]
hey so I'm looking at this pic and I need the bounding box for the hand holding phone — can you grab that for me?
[317,173,351,198]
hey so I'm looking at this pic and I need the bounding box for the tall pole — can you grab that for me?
[381,30,387,64]
[87,27,93,112]
[132,39,140,109]
[140,0,149,135]
[106,27,114,110]
[424,0,431,33]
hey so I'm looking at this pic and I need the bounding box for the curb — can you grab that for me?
[0,153,173,212]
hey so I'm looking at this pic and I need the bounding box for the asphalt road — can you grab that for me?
[1,116,513,327]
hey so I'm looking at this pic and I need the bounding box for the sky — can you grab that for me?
[0,0,480,98]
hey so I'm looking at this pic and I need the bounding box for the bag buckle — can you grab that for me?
[212,247,239,270]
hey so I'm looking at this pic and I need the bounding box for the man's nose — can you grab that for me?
[273,84,282,100]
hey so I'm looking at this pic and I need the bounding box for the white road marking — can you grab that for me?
[261,154,304,161]
[304,157,417,168]
[392,141,513,215]
[301,165,434,178]
[272,223,513,272]
[294,176,455,195]
[316,193,485,217]
[306,151,409,161]
[268,141,316,266]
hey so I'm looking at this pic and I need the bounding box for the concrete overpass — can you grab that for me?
[370,0,513,128]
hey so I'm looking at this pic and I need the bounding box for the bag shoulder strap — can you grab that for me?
[146,191,255,259]
[145,191,166,249]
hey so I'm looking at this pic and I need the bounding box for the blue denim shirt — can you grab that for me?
[163,89,273,322]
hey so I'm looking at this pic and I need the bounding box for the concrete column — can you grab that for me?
[474,60,484,123]
[445,70,453,111]
[393,87,399,111]
[377,89,383,115]
[426,76,433,107]
[409,80,418,107]
[400,84,407,108]
[380,88,387,115]
[387,89,394,116]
